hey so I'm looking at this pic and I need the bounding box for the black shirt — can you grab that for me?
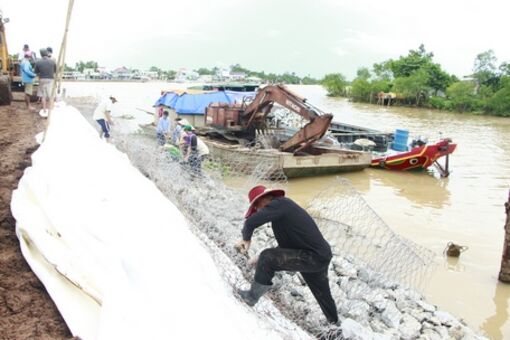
[242,197,332,260]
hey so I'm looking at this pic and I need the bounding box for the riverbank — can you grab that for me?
[324,94,510,118]
[0,98,71,339]
[65,96,485,339]
[59,82,510,338]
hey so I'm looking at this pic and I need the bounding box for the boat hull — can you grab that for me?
[203,138,372,178]
[371,139,457,171]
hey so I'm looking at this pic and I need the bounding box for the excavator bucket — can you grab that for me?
[280,114,333,152]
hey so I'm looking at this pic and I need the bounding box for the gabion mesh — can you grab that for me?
[306,179,437,289]
[110,127,440,339]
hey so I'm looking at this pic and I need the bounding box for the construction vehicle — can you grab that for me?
[0,10,12,105]
[205,84,333,153]
[0,10,38,105]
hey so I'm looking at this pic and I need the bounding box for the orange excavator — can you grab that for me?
[205,85,333,153]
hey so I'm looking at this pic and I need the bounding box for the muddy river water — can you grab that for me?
[64,82,510,338]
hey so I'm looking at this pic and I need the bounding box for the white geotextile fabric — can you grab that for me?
[11,104,309,340]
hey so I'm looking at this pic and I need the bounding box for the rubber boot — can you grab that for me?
[239,282,272,306]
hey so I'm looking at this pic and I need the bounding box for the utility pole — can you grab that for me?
[498,190,510,283]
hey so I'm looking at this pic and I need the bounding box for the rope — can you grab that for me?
[43,0,75,141]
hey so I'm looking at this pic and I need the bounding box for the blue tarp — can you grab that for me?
[224,90,257,103]
[154,91,233,115]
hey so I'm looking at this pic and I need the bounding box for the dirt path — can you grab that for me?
[0,98,70,339]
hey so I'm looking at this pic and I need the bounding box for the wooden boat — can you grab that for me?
[328,121,457,177]
[202,137,372,178]
[370,138,457,176]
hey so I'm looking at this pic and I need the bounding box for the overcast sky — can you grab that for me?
[2,0,509,79]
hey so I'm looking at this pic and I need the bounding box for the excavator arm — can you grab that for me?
[242,85,332,152]
[280,114,333,152]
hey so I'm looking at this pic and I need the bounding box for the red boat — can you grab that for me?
[371,138,457,176]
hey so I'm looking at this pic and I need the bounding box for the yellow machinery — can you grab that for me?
[0,10,12,105]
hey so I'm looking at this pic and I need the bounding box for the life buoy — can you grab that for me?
[409,158,419,165]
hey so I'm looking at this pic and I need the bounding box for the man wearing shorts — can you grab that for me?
[34,48,56,114]
[20,52,36,111]
[93,96,117,141]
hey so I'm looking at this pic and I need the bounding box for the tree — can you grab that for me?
[446,81,477,112]
[370,79,391,94]
[163,70,176,80]
[195,67,215,75]
[301,75,319,85]
[321,73,348,96]
[423,62,453,95]
[372,60,393,81]
[230,63,251,74]
[75,60,98,72]
[278,72,300,84]
[356,67,371,80]
[392,69,430,106]
[64,63,75,72]
[149,66,163,78]
[390,44,433,78]
[486,76,510,116]
[350,78,371,102]
[499,62,510,77]
[473,50,498,88]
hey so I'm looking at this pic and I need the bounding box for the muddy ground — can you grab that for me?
[0,95,70,339]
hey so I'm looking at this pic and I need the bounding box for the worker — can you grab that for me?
[93,95,117,141]
[46,46,56,63]
[182,125,201,173]
[236,185,338,324]
[34,48,56,115]
[173,118,184,145]
[156,110,171,145]
[196,133,210,164]
[19,44,34,62]
[20,52,36,111]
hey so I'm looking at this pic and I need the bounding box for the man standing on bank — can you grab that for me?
[236,185,339,324]
[34,48,56,115]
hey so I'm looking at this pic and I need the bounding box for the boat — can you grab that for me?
[329,121,393,152]
[370,138,456,176]
[153,89,234,127]
[202,136,371,178]
[152,85,372,178]
[328,122,456,177]
[200,85,372,178]
[153,87,258,128]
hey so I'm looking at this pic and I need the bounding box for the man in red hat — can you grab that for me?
[236,185,338,324]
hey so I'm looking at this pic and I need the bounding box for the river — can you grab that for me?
[63,81,510,339]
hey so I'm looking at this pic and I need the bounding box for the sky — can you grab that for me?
[2,0,510,79]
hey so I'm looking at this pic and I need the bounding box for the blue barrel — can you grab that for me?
[391,129,409,151]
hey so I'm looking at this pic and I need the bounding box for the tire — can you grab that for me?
[0,75,12,106]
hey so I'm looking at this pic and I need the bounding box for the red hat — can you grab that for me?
[245,185,285,218]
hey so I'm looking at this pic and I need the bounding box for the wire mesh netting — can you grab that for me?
[306,179,437,289]
[109,127,453,339]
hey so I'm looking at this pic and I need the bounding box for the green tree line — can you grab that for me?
[321,44,510,117]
